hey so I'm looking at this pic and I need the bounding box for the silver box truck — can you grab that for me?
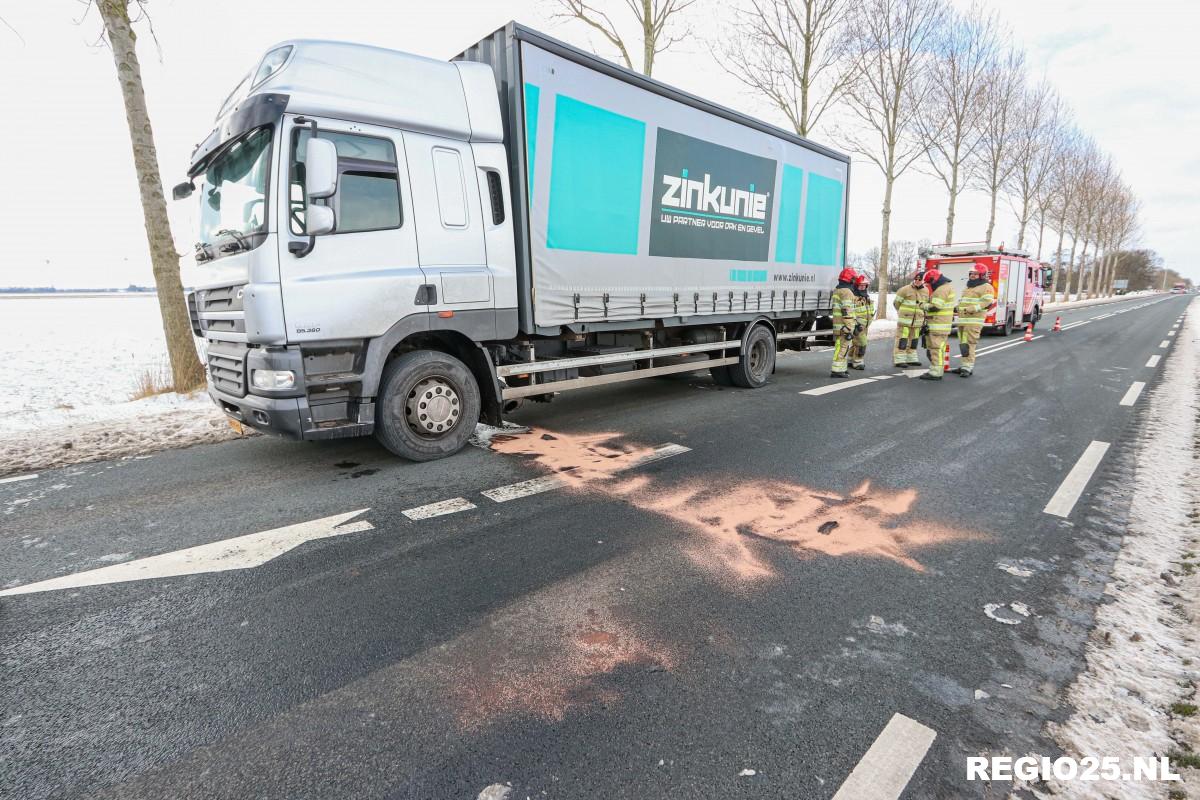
[177,23,851,461]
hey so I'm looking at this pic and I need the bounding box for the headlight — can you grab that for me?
[251,369,295,390]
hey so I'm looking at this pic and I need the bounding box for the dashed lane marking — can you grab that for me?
[1168,331,1176,337]
[799,378,877,396]
[1044,441,1110,518]
[0,509,374,597]
[831,713,937,800]
[480,443,690,503]
[401,497,476,521]
[0,473,39,485]
[1119,382,1146,407]
[1146,355,1161,368]
[1159,340,1170,348]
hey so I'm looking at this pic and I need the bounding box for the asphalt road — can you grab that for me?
[1,293,1191,800]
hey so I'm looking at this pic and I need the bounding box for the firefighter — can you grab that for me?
[891,270,929,368]
[830,267,859,378]
[849,273,874,370]
[954,263,996,377]
[919,268,957,381]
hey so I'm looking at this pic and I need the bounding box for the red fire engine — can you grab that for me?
[922,243,1052,336]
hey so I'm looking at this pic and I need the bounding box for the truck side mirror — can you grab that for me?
[305,138,338,200]
[172,180,194,200]
[307,204,335,236]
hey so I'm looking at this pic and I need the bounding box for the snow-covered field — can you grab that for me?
[0,295,238,476]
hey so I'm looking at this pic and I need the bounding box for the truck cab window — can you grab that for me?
[290,128,402,235]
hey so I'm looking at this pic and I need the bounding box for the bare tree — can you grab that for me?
[721,0,857,137]
[837,0,947,319]
[551,0,697,76]
[92,0,204,391]
[1006,80,1060,250]
[1043,127,1085,302]
[971,46,1025,246]
[914,4,997,243]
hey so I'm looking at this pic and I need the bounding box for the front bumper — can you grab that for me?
[209,387,375,440]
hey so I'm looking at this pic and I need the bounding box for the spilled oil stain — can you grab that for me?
[490,428,985,580]
[333,461,359,469]
[445,608,676,731]
[348,468,379,479]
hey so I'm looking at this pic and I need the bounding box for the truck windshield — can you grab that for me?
[195,126,272,257]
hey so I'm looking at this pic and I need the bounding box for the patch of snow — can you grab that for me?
[476,785,512,800]
[974,689,990,701]
[984,603,1024,625]
[997,562,1034,578]
[1034,298,1199,799]
[469,421,531,450]
[738,768,757,777]
[865,615,911,637]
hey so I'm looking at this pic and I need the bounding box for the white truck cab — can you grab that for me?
[178,26,851,461]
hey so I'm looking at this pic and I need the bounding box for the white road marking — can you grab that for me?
[831,713,937,800]
[1167,331,1176,337]
[1146,355,1161,368]
[0,509,374,597]
[402,497,476,520]
[1094,313,1113,319]
[870,374,896,381]
[0,473,39,485]
[800,378,877,396]
[1159,340,1170,348]
[481,443,690,503]
[1119,382,1146,406]
[902,369,927,378]
[1044,441,1110,518]
[1061,320,1091,330]
[975,336,1043,358]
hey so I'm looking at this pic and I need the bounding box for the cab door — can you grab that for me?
[402,132,497,335]
[277,115,425,343]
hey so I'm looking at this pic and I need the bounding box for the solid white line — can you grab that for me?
[481,443,691,503]
[0,509,375,597]
[1159,340,1170,348]
[1094,313,1113,319]
[1146,355,1161,368]
[975,335,1042,358]
[402,497,476,521]
[1044,441,1111,518]
[0,473,39,485]
[1119,382,1146,406]
[800,378,876,396]
[831,713,937,800]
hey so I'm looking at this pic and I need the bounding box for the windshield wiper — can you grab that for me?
[194,242,215,263]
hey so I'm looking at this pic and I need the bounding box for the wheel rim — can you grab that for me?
[748,337,770,380]
[405,377,462,437]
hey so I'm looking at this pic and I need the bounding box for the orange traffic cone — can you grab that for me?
[1052,315,1062,332]
[1023,323,1034,342]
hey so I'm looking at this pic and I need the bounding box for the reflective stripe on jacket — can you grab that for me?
[956,283,995,326]
[854,294,875,324]
[924,283,957,333]
[892,284,929,327]
[832,287,858,328]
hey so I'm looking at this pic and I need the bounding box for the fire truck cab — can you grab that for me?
[922,244,1051,336]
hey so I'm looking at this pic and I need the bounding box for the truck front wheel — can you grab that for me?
[728,325,776,388]
[375,350,480,461]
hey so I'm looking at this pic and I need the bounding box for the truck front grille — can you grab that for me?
[206,340,249,397]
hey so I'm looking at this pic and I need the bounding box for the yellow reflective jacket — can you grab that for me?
[924,281,957,333]
[892,283,929,328]
[832,286,858,329]
[956,281,996,326]
[854,292,874,325]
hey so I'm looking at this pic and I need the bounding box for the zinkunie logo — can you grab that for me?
[659,172,769,222]
[648,128,777,263]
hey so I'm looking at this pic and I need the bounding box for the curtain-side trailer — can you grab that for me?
[177,23,851,461]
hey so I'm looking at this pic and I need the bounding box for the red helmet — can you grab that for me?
[855,274,870,288]
[838,267,858,283]
[970,263,988,278]
[923,268,941,285]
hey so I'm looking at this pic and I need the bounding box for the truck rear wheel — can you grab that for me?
[375,350,480,461]
[728,325,776,388]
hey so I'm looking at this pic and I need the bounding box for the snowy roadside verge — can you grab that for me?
[1032,297,1198,798]
[1044,290,1162,312]
[0,392,248,479]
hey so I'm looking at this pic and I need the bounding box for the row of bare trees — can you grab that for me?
[557,0,1146,315]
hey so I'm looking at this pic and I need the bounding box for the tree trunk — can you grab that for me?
[1050,224,1067,303]
[1063,236,1078,302]
[1016,196,1030,250]
[984,183,999,246]
[876,175,895,320]
[98,0,204,392]
[944,162,958,244]
[641,0,654,76]
[1075,239,1090,300]
[1035,210,1046,262]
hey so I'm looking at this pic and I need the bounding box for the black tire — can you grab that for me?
[1000,313,1013,337]
[728,325,776,388]
[374,350,480,462]
[1032,306,1041,325]
[709,362,736,386]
